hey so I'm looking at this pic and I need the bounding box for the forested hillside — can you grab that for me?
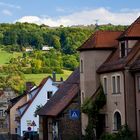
[0,22,127,92]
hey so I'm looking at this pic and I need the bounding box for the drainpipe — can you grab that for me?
[123,70,127,125]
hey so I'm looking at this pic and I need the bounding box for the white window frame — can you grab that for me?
[111,74,121,94]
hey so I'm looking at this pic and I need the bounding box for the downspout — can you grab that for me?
[133,72,138,138]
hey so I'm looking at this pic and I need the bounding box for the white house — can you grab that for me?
[15,76,58,136]
[42,45,53,51]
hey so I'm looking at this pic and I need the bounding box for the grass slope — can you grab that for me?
[0,49,22,65]
[24,70,72,85]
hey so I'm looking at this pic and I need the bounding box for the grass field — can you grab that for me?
[24,70,72,85]
[0,49,22,65]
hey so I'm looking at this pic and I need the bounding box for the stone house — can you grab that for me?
[0,88,16,132]
[37,68,81,140]
[78,16,140,139]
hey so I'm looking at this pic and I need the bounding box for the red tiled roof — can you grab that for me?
[78,31,122,51]
[37,68,80,116]
[130,55,140,72]
[118,16,140,39]
[97,41,140,73]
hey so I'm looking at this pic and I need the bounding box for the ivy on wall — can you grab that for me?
[81,85,106,140]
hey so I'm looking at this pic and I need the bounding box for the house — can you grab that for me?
[0,88,16,132]
[8,76,58,137]
[42,45,53,51]
[78,16,140,139]
[25,47,33,52]
[37,68,81,140]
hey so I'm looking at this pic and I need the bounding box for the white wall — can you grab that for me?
[19,78,58,136]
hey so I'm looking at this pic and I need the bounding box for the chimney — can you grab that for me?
[60,77,63,82]
[52,71,56,82]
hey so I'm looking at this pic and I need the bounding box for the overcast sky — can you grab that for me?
[0,0,140,26]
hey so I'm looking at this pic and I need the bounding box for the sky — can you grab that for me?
[0,0,140,26]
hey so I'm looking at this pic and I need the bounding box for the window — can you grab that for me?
[112,76,116,93]
[81,92,85,103]
[120,42,126,58]
[114,112,121,131]
[112,75,121,94]
[0,110,3,117]
[117,76,121,93]
[137,76,140,91]
[80,59,83,73]
[103,77,108,94]
[47,91,53,100]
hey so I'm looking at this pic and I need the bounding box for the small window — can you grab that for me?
[0,110,3,117]
[47,91,53,100]
[112,76,116,93]
[112,75,121,94]
[81,92,85,103]
[137,76,140,92]
[120,42,126,58]
[80,59,83,73]
[103,77,107,94]
[114,112,121,131]
[117,76,121,93]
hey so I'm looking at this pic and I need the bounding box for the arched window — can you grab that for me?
[114,111,121,130]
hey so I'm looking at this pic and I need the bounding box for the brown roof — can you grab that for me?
[78,31,122,51]
[118,16,140,39]
[97,41,140,73]
[37,68,80,117]
[130,55,140,72]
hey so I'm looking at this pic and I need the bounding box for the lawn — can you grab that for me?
[0,49,22,65]
[24,70,72,85]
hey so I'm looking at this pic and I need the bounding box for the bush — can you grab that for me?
[100,125,135,140]
[53,67,64,74]
[41,67,53,73]
[100,133,116,140]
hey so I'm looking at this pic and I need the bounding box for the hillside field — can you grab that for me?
[0,49,22,65]
[24,70,72,85]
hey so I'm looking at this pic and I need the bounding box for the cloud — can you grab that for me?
[56,7,65,12]
[16,7,140,27]
[0,2,21,9]
[2,9,12,16]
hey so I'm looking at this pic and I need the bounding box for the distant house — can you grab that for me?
[0,88,16,132]
[11,77,58,137]
[25,47,33,52]
[37,68,81,140]
[42,45,53,51]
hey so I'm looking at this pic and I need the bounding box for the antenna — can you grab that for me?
[94,19,99,26]
[94,19,99,30]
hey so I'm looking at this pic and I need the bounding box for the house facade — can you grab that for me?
[9,76,58,137]
[0,88,16,132]
[78,16,140,139]
[37,68,81,140]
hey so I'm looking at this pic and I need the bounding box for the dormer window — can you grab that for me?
[120,41,126,58]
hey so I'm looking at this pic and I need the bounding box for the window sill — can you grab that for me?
[112,92,121,95]
[112,129,118,133]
